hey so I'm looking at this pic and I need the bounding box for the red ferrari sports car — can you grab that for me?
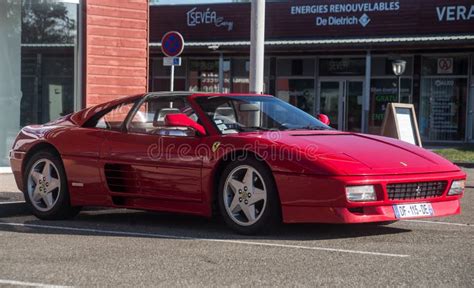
[10,92,466,234]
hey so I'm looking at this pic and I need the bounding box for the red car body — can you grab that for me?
[10,93,466,224]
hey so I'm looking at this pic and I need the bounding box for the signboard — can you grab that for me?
[161,31,185,91]
[381,103,422,147]
[150,1,474,43]
[161,31,184,57]
[163,57,182,66]
[437,58,454,74]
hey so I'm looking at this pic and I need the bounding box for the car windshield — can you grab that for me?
[195,96,332,134]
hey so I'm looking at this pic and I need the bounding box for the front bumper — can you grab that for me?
[282,199,460,224]
[276,170,466,224]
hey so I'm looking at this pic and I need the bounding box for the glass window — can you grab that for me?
[128,96,198,136]
[231,58,269,93]
[371,57,413,76]
[188,59,230,92]
[368,78,412,135]
[419,78,468,141]
[319,58,365,76]
[94,101,136,131]
[152,78,186,92]
[422,56,468,76]
[276,79,315,114]
[195,96,330,134]
[152,57,186,77]
[277,59,314,77]
[0,0,79,166]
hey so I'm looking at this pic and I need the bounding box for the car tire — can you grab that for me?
[23,150,81,220]
[218,157,281,235]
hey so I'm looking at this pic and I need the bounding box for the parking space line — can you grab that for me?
[0,222,409,258]
[403,219,471,227]
[0,279,70,287]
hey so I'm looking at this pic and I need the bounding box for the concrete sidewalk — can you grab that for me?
[0,174,20,193]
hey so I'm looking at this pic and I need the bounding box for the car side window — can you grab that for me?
[89,101,136,131]
[127,96,199,136]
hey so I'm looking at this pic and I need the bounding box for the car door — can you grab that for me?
[99,95,204,203]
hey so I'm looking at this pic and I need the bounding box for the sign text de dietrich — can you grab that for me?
[291,1,400,28]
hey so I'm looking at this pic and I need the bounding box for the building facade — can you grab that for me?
[149,0,474,144]
[0,0,473,166]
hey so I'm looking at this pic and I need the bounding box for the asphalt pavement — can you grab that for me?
[0,170,472,287]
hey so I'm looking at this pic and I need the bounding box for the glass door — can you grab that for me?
[320,81,341,129]
[319,80,364,132]
[344,81,363,132]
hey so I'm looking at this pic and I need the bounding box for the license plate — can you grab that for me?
[393,203,434,219]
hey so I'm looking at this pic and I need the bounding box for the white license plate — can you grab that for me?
[393,203,434,219]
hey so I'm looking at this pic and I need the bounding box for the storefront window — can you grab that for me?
[319,58,365,76]
[368,78,412,134]
[150,57,186,91]
[231,58,269,93]
[276,79,315,114]
[0,0,79,166]
[188,59,230,92]
[276,59,315,114]
[277,59,314,77]
[420,56,469,142]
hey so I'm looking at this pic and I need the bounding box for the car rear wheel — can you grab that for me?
[218,158,281,235]
[23,151,81,220]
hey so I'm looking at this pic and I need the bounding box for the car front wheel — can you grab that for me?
[23,150,81,220]
[218,158,281,235]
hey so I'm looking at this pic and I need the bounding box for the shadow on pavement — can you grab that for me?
[0,203,411,241]
[0,202,30,218]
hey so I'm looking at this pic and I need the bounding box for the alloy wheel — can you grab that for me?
[27,159,61,212]
[223,165,267,226]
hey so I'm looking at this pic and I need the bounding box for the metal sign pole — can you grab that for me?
[170,65,175,92]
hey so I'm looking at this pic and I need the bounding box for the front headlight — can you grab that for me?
[448,180,465,196]
[346,185,377,202]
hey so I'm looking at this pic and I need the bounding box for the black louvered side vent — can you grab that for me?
[104,164,138,193]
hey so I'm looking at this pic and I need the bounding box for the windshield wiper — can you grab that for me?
[286,126,330,131]
[241,126,275,132]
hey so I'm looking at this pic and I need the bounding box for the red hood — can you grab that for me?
[266,131,460,176]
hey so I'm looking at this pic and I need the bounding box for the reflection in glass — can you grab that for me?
[22,0,76,44]
[20,1,78,126]
[319,58,365,76]
[346,81,363,132]
[420,78,467,141]
[0,0,22,166]
[188,59,230,92]
[320,82,340,130]
[368,78,412,135]
[276,79,314,114]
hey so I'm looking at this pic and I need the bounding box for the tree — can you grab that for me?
[22,0,76,44]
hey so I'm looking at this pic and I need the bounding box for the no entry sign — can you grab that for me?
[161,31,184,57]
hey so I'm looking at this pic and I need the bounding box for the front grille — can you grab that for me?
[386,181,447,200]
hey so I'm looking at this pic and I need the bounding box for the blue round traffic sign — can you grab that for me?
[161,31,184,57]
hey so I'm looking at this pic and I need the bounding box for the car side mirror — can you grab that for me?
[164,113,207,136]
[317,114,331,126]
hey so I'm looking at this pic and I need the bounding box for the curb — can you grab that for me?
[455,163,474,169]
[0,167,12,174]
